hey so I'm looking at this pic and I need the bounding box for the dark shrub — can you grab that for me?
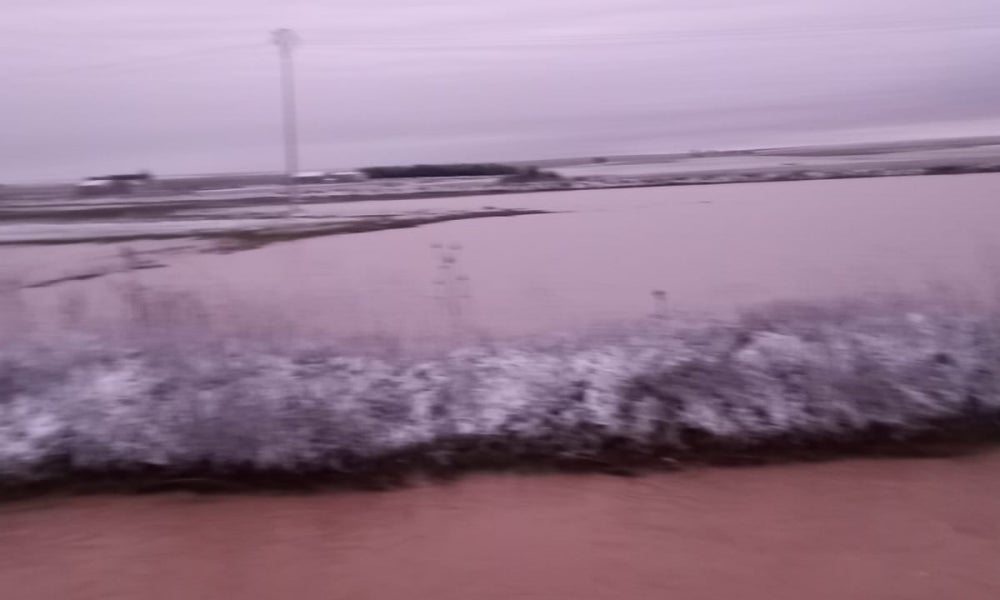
[498,166,565,184]
[360,163,520,179]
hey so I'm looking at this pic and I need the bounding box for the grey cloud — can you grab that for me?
[3,0,1000,180]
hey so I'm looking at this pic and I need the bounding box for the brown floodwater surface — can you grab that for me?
[10,174,1000,341]
[2,452,999,600]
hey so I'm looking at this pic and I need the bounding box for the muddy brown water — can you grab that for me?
[8,174,1000,341]
[2,452,999,600]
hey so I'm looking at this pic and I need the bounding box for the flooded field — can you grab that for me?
[9,0,1000,594]
[3,451,999,600]
[4,174,1000,599]
[6,173,1000,340]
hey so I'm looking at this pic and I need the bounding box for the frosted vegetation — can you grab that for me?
[1,296,999,493]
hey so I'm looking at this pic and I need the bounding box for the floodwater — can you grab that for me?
[10,173,1000,340]
[2,452,999,599]
[5,176,1000,598]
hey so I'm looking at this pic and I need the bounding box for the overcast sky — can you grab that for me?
[3,0,1000,181]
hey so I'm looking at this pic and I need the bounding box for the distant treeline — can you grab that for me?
[360,163,520,179]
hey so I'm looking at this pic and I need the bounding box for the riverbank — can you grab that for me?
[4,162,1000,229]
[2,298,998,500]
[0,208,548,250]
[5,135,1000,248]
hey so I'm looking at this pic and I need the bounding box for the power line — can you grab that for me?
[79,43,261,71]
[305,20,1000,50]
[6,43,262,80]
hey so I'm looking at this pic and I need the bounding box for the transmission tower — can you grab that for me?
[272,28,300,207]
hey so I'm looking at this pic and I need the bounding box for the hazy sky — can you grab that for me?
[3,0,1000,180]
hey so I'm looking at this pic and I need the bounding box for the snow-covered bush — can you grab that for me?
[1,299,998,490]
